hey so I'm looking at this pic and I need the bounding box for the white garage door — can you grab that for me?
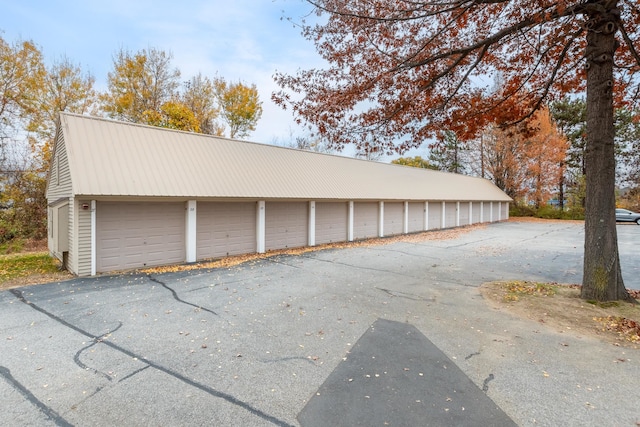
[315,202,348,245]
[197,202,256,260]
[459,202,470,226]
[265,202,308,250]
[407,202,424,233]
[472,202,482,223]
[383,202,404,236]
[428,202,442,230]
[444,202,457,228]
[96,202,185,272]
[353,202,378,240]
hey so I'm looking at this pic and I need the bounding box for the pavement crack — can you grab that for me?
[147,275,218,316]
[375,287,435,302]
[260,356,317,365]
[74,342,113,381]
[465,352,481,360]
[9,289,292,427]
[299,255,420,279]
[267,258,302,268]
[0,366,73,427]
[482,373,495,392]
[118,365,151,383]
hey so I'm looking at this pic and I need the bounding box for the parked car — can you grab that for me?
[615,208,640,224]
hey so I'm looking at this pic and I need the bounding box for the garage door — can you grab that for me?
[316,202,348,245]
[197,202,256,260]
[383,202,403,236]
[428,202,442,230]
[459,202,470,226]
[265,202,308,250]
[353,202,378,240]
[444,202,457,228]
[407,202,424,233]
[472,202,482,224]
[96,202,185,272]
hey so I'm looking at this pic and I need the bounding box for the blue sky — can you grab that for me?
[0,0,323,145]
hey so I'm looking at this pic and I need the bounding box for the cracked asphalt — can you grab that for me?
[2,220,640,426]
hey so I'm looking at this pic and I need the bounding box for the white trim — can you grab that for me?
[403,201,409,234]
[480,201,484,223]
[185,200,197,263]
[468,202,473,225]
[378,201,385,237]
[348,201,354,242]
[498,201,502,221]
[308,201,316,246]
[490,202,494,222]
[424,201,429,231]
[90,200,96,276]
[456,201,460,227]
[256,201,266,253]
[441,201,446,229]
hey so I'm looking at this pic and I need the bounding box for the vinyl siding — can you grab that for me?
[46,133,73,200]
[76,199,92,276]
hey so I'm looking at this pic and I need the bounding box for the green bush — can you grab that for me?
[509,203,584,220]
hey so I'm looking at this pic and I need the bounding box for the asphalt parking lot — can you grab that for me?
[2,220,640,426]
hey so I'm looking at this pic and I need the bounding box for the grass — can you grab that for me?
[481,280,640,347]
[0,239,72,290]
[0,252,61,283]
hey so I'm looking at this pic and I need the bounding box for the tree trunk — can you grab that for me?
[581,3,631,302]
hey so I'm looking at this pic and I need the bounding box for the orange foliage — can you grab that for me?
[274,1,640,153]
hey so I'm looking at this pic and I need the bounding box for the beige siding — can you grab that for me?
[353,202,378,239]
[315,202,348,245]
[76,200,92,276]
[46,133,73,200]
[383,202,404,236]
[265,202,308,250]
[407,202,424,233]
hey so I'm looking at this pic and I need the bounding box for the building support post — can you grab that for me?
[308,201,316,247]
[403,201,409,234]
[441,202,446,229]
[424,201,429,231]
[378,201,385,238]
[257,201,266,253]
[348,201,354,242]
[185,200,197,263]
[90,200,96,276]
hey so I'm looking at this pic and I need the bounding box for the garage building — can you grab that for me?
[47,113,512,276]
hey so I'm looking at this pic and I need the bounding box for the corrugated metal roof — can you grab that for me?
[58,112,512,201]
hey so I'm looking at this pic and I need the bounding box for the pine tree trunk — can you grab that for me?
[581,3,631,302]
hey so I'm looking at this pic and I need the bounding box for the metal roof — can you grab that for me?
[56,112,512,201]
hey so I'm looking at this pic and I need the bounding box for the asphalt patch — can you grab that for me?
[298,319,515,427]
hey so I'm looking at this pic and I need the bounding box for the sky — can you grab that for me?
[0,0,327,147]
